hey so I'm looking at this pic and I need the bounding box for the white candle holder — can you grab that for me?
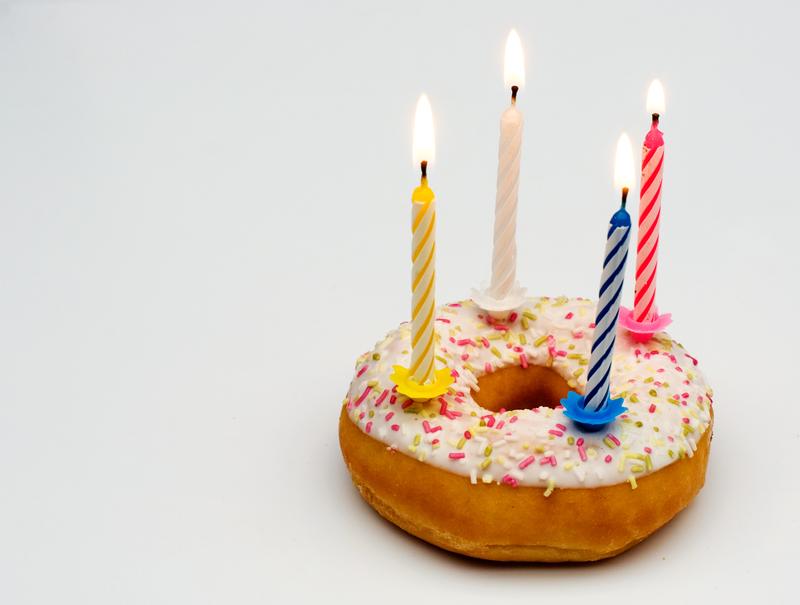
[471,282,527,320]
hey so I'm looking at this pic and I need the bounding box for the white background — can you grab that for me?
[1,1,797,603]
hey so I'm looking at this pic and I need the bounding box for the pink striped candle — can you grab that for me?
[634,80,666,322]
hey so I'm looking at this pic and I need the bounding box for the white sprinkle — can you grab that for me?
[470,469,477,484]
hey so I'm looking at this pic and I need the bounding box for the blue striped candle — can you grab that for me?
[583,202,631,412]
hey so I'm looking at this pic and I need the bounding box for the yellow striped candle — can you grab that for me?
[410,95,436,384]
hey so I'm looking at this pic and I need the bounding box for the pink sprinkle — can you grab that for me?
[573,330,584,339]
[401,400,413,409]
[438,398,448,415]
[390,424,400,432]
[519,353,528,368]
[682,392,690,399]
[635,348,642,358]
[357,365,368,377]
[422,420,432,433]
[576,437,585,446]
[449,302,462,307]
[495,421,505,430]
[649,404,657,413]
[449,336,456,343]
[604,455,613,463]
[556,423,567,431]
[430,425,442,433]
[389,395,397,405]
[358,412,365,420]
[375,389,389,406]
[644,446,652,454]
[682,417,690,424]
[589,322,596,328]
[436,317,451,323]
[509,415,518,423]
[508,311,518,322]
[464,430,472,439]
[449,452,465,460]
[550,456,557,467]
[501,474,519,487]
[578,445,588,462]
[431,438,439,445]
[482,415,496,428]
[385,412,394,421]
[354,386,372,406]
[548,429,563,437]
[565,312,574,319]
[540,456,552,466]
[481,337,490,348]
[456,338,472,346]
[450,369,459,378]
[519,455,535,469]
[484,362,493,374]
[607,434,621,446]
[557,350,567,357]
[460,353,469,361]
[365,421,372,434]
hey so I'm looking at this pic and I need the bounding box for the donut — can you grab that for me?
[339,296,713,562]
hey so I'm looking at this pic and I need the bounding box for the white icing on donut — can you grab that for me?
[344,297,713,490]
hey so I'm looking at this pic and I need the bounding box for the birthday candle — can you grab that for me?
[410,95,437,384]
[489,30,525,299]
[584,134,634,413]
[634,80,666,322]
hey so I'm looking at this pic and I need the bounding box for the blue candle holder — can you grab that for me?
[560,390,627,432]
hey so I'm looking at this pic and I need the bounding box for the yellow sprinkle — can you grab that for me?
[372,353,381,361]
[407,444,417,453]
[488,333,503,341]
[457,437,466,449]
[490,346,502,358]
[368,410,374,418]
[567,353,582,360]
[480,458,492,470]
[519,333,527,345]
[649,389,658,397]
[417,452,427,461]
[564,461,574,471]
[521,317,530,330]
[367,379,379,387]
[522,442,530,450]
[567,379,578,389]
[413,434,421,446]
[668,449,674,458]
[628,475,638,489]
[567,436,575,445]
[603,437,617,449]
[579,359,588,366]
[572,368,584,378]
[645,455,653,471]
[523,310,537,320]
[534,335,549,347]
[543,478,556,497]
[630,464,645,473]
[534,444,546,454]
[484,446,493,457]
[629,393,640,403]
[435,355,447,365]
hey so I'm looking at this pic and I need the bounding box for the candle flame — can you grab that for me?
[504,29,525,89]
[647,79,666,115]
[412,94,435,167]
[614,133,635,191]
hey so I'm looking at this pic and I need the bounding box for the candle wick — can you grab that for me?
[420,160,428,179]
[511,85,519,104]
[621,187,629,208]
[652,113,660,126]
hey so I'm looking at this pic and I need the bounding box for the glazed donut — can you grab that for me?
[339,296,713,562]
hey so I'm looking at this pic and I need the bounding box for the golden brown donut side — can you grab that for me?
[339,407,712,562]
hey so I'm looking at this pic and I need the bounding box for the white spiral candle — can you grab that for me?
[489,103,524,299]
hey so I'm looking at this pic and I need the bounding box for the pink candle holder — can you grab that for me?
[618,306,672,342]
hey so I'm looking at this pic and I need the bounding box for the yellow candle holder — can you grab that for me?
[389,365,453,402]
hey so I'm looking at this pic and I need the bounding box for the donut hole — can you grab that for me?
[471,365,570,413]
